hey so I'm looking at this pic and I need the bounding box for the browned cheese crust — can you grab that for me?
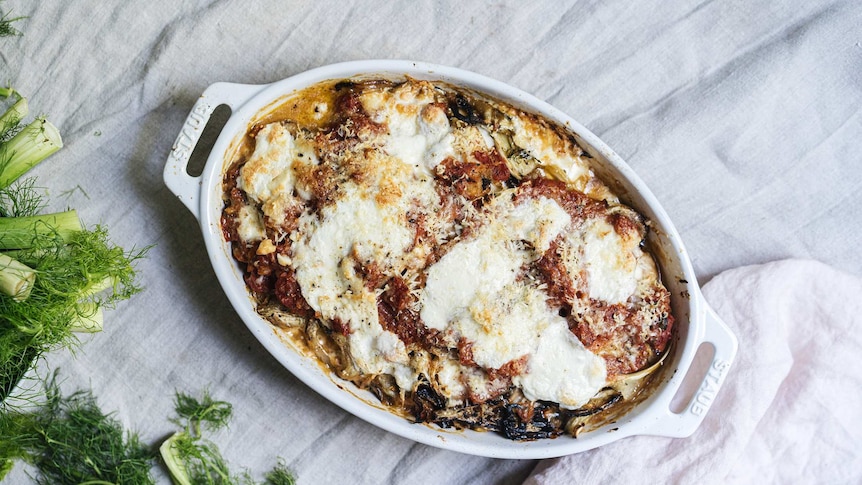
[221,79,674,440]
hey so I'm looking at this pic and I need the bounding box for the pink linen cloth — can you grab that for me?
[526,259,862,484]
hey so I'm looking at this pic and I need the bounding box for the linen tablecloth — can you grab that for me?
[2,1,860,483]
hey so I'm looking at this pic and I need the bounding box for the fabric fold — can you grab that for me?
[525,259,862,484]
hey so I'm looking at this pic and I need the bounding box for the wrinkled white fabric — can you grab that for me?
[526,259,862,484]
[1,0,860,483]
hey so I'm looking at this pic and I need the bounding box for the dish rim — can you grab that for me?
[164,59,736,459]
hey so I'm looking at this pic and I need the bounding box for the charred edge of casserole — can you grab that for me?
[220,78,676,441]
[258,299,671,440]
[410,376,658,440]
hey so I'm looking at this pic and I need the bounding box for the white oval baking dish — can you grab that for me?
[163,60,737,459]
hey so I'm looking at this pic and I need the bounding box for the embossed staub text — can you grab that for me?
[690,359,731,416]
[171,101,211,164]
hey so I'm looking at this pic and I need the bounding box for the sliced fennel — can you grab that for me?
[158,390,297,485]
[0,117,62,189]
[0,209,82,249]
[160,390,234,485]
[0,253,34,301]
[0,88,148,402]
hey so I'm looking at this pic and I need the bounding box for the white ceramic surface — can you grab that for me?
[163,60,737,459]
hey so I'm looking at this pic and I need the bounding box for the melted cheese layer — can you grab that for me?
[560,215,658,305]
[290,186,418,389]
[238,123,318,228]
[227,78,673,420]
[418,194,607,407]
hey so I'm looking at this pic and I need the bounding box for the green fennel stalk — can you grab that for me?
[0,116,63,189]
[0,209,82,249]
[0,226,148,397]
[0,88,149,401]
[0,96,26,140]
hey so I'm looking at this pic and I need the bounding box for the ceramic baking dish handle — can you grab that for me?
[645,300,738,438]
[163,82,263,220]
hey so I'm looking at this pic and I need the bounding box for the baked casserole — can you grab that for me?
[220,78,674,440]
